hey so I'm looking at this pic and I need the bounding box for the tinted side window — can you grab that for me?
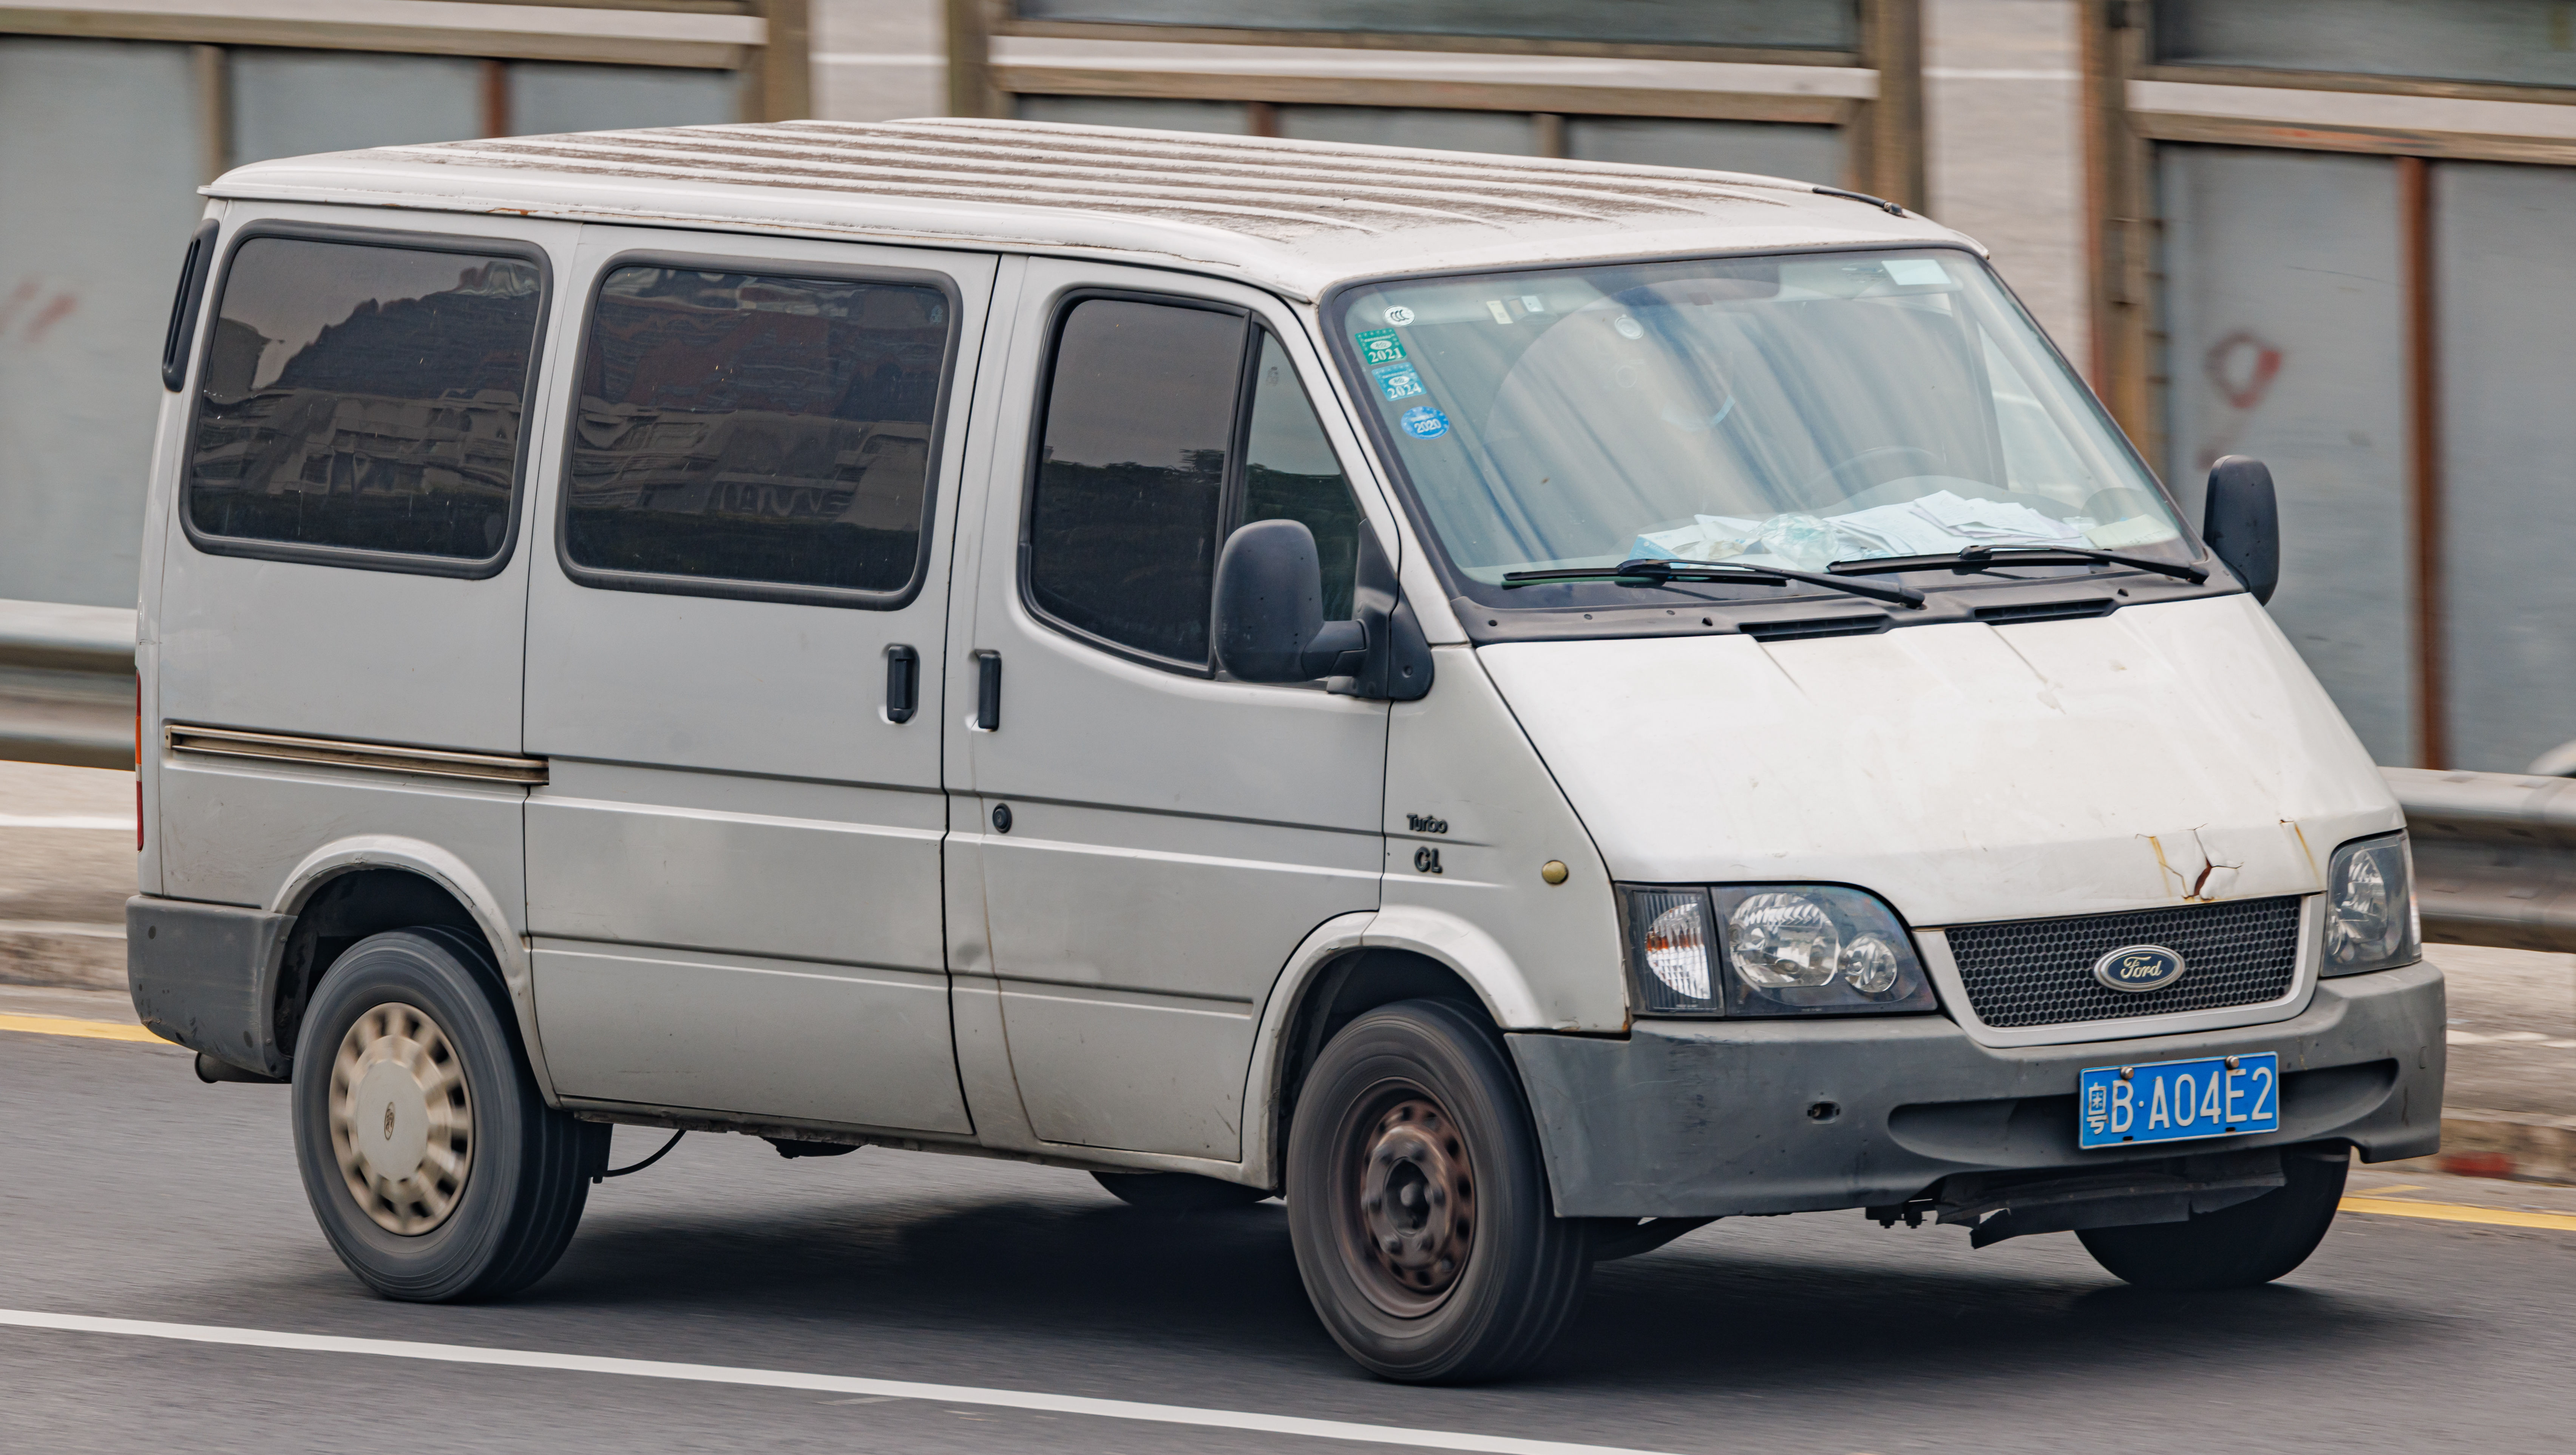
[1028,299,1246,663]
[564,266,950,594]
[187,237,542,560]
[1242,331,1365,622]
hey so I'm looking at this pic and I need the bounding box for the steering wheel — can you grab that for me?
[1795,445,1939,495]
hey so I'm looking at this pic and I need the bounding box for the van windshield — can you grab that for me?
[1328,250,2187,601]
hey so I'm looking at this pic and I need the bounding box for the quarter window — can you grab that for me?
[1027,298,1365,668]
[563,266,950,595]
[185,237,543,561]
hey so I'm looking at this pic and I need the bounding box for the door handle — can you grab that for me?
[884,644,919,724]
[974,650,1001,731]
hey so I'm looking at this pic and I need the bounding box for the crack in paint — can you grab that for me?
[2185,826,2244,901]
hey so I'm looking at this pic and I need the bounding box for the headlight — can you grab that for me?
[2322,831,2420,976]
[1621,883,1937,1016]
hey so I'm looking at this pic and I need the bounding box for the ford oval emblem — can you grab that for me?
[2093,944,2187,993]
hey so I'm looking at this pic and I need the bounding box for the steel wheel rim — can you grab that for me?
[1338,1084,1476,1317]
[328,1000,473,1235]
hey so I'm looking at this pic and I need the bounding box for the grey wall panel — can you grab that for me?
[1277,106,1535,155]
[0,39,206,609]
[2159,145,2414,766]
[229,49,484,166]
[1565,116,1843,186]
[1015,0,1857,49]
[2434,161,2576,773]
[508,62,738,135]
[2155,0,2576,89]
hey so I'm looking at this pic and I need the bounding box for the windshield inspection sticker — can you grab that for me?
[1384,305,1416,326]
[1399,405,1450,439]
[1356,329,1407,366]
[1373,362,1426,401]
[1884,258,1951,286]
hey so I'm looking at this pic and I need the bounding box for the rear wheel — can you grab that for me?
[291,927,604,1302]
[1286,1000,1590,1383]
[1091,1171,1270,1211]
[2078,1149,2348,1291]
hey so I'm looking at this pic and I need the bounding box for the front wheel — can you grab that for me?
[291,928,604,1302]
[1286,999,1590,1383]
[2078,1148,2348,1291]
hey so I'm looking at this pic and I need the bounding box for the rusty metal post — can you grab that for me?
[754,0,811,121]
[2079,0,2158,457]
[192,44,230,180]
[2399,154,2446,769]
[945,0,1002,119]
[1858,0,1925,211]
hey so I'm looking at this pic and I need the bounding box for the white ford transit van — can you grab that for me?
[129,119,2442,1382]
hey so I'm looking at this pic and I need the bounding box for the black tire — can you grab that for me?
[291,927,605,1302]
[1285,999,1590,1383]
[2078,1149,2348,1291]
[1090,1171,1271,1210]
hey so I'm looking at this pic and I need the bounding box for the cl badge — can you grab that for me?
[2092,944,2187,993]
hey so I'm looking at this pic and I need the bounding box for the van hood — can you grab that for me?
[1476,594,2398,927]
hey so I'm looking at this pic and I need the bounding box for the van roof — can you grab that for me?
[208,118,1981,301]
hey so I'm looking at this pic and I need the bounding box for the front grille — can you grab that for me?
[1944,896,2303,1029]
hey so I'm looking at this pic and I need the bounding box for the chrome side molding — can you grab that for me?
[165,724,547,785]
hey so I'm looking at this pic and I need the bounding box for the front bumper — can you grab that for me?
[1508,959,2443,1218]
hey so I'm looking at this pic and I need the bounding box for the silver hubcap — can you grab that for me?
[329,1002,472,1234]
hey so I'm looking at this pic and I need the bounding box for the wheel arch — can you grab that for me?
[269,837,555,1098]
[1244,907,1564,1191]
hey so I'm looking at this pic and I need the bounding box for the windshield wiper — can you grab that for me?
[1825,543,2208,584]
[1501,557,1925,609]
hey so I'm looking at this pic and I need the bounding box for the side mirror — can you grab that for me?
[1215,520,1368,683]
[2203,455,2281,605]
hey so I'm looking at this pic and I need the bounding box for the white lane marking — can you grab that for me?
[0,814,128,830]
[0,1310,1678,1455]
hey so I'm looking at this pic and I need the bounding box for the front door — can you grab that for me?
[522,226,994,1135]
[952,260,1392,1159]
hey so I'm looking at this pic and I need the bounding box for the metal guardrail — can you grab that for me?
[2384,766,2576,953]
[0,597,135,770]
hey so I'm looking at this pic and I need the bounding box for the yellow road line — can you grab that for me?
[2341,1195,2576,1231]
[0,1013,167,1045]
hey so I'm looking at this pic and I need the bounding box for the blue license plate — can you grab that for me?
[2078,1051,2279,1149]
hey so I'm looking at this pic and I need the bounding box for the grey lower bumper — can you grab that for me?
[1509,960,2445,1218]
[127,895,291,1078]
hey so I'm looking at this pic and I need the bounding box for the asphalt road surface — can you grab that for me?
[6,1019,2575,1455]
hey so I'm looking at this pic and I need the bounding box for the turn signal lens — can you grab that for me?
[1642,901,1711,1000]
[1623,889,1717,1012]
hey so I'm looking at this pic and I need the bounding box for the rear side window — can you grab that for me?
[186,236,544,566]
[1027,297,1364,670]
[562,264,953,600]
